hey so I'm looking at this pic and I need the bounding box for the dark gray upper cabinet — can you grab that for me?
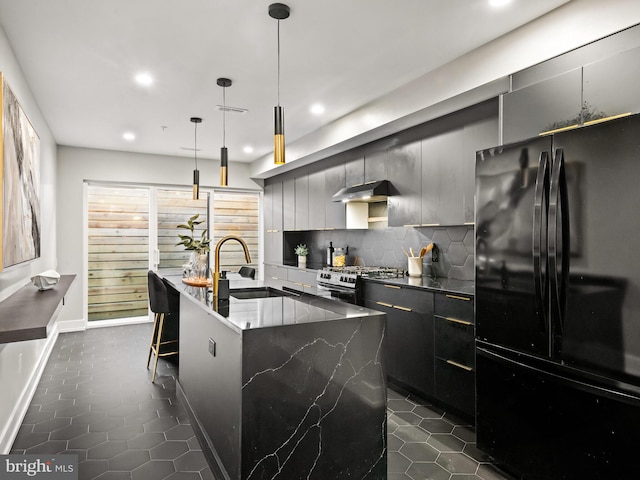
[324,163,346,229]
[420,116,498,227]
[387,141,422,227]
[282,178,295,231]
[265,225,283,263]
[345,155,365,187]
[294,175,309,230]
[264,182,283,263]
[264,182,283,232]
[307,170,325,230]
[463,116,499,224]
[502,69,582,144]
[422,128,465,226]
[364,150,388,183]
[583,46,640,120]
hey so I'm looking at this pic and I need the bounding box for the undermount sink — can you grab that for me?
[230,287,291,300]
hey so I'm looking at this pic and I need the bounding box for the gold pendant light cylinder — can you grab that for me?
[274,106,285,165]
[192,169,200,200]
[220,147,228,186]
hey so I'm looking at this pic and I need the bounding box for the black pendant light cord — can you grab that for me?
[277,19,281,107]
[222,85,226,147]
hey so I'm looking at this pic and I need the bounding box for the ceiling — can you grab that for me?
[0,0,570,164]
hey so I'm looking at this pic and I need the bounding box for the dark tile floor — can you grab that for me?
[11,323,510,480]
[386,389,510,480]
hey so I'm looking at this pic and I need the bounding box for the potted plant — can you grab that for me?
[295,244,309,268]
[176,214,211,282]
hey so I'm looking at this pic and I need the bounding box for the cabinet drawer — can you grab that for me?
[264,264,288,281]
[434,292,474,323]
[435,358,475,417]
[287,268,317,288]
[434,316,475,368]
[363,281,433,314]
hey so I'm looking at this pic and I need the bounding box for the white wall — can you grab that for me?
[56,145,261,322]
[0,25,61,453]
[251,0,640,178]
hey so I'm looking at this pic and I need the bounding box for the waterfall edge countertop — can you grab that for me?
[162,273,385,334]
[161,271,388,479]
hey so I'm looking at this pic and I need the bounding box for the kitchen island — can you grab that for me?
[163,275,387,480]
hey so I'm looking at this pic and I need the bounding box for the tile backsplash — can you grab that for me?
[283,225,474,281]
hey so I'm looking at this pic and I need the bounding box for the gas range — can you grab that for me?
[316,266,405,289]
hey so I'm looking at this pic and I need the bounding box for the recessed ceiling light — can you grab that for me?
[310,103,325,115]
[123,132,136,141]
[243,145,254,154]
[134,72,153,87]
[489,0,511,7]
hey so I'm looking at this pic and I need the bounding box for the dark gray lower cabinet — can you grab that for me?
[363,281,434,398]
[363,281,476,419]
[433,292,475,417]
[434,358,474,416]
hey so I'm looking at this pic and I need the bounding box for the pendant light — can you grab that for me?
[269,3,290,165]
[190,117,202,200]
[217,77,232,187]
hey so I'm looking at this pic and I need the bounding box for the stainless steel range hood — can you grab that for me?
[332,180,392,203]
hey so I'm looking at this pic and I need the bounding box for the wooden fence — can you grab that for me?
[87,186,258,321]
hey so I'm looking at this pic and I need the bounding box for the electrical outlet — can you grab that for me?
[432,245,439,263]
[208,338,216,357]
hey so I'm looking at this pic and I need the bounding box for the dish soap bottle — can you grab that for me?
[327,242,334,267]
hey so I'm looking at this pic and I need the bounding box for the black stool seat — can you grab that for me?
[147,270,178,382]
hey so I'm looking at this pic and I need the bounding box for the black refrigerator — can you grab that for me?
[475,113,640,480]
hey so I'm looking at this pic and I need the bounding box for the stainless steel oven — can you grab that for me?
[316,266,404,305]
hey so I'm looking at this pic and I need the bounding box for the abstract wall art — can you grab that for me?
[1,73,41,271]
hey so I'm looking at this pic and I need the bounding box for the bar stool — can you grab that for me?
[146,270,178,382]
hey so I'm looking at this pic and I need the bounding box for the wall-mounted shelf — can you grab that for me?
[0,275,76,344]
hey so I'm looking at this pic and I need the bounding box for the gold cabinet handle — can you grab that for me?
[376,301,393,308]
[446,317,472,326]
[446,294,471,301]
[446,360,473,372]
[384,284,401,290]
[393,305,412,312]
[302,284,312,288]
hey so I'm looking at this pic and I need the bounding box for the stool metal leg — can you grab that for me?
[151,312,165,383]
[147,312,160,369]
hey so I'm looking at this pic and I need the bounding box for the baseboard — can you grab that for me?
[0,322,60,454]
[58,316,153,333]
[57,318,86,333]
[86,316,151,330]
[176,380,230,480]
